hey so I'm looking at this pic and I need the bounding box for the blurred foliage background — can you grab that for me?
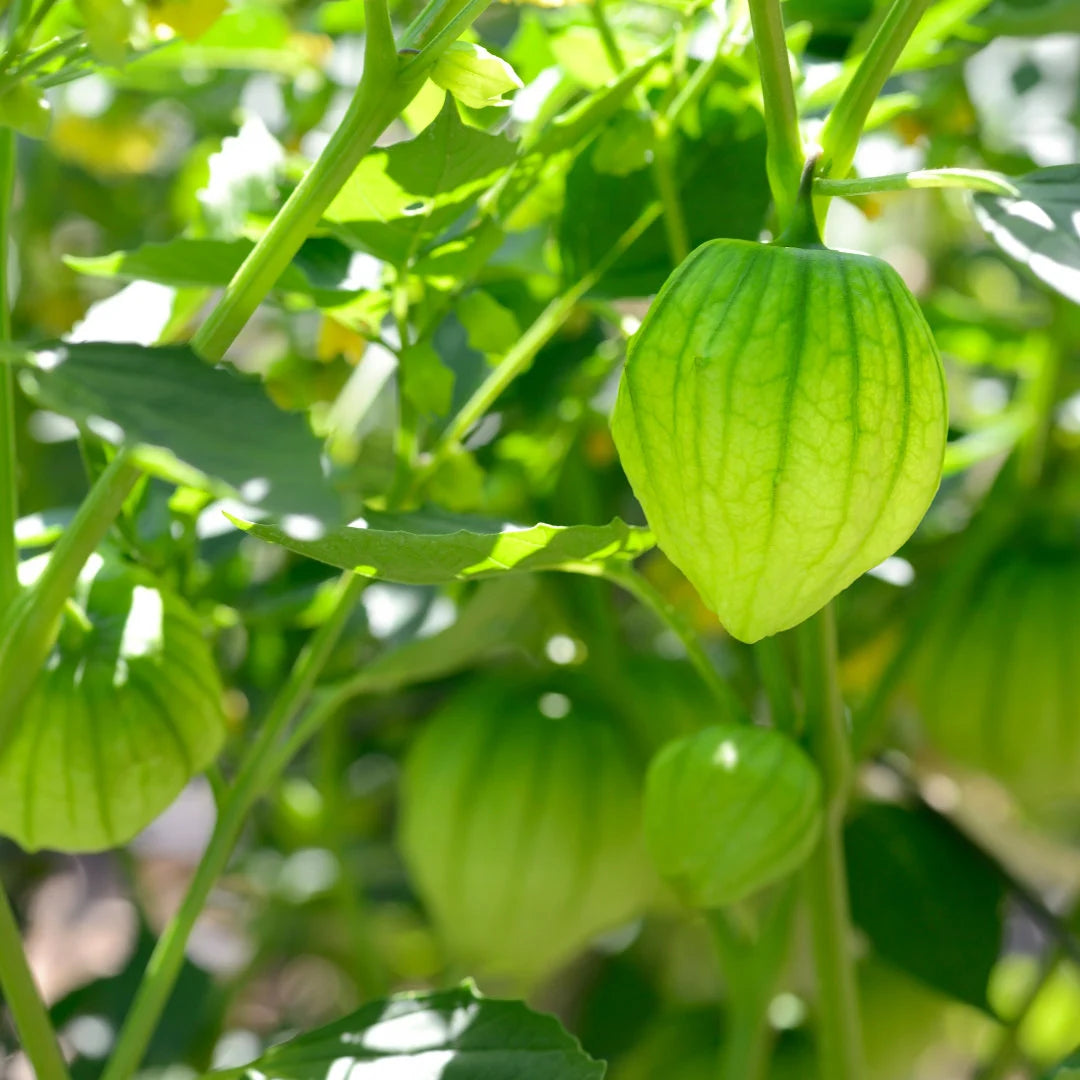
[1,0,1080,1076]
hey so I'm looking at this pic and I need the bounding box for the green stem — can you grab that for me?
[601,564,743,724]
[817,0,933,183]
[421,201,661,480]
[100,573,367,1080]
[0,448,139,753]
[0,878,70,1080]
[191,1,407,362]
[798,604,863,1080]
[814,167,1020,198]
[754,635,798,735]
[0,128,18,617]
[708,887,795,1080]
[588,0,689,265]
[746,0,803,228]
[649,118,691,264]
[398,0,491,76]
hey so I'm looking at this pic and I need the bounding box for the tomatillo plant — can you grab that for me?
[0,0,1078,1078]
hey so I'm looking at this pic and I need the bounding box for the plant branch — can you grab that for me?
[601,563,744,724]
[798,604,863,1080]
[817,0,933,183]
[746,0,803,227]
[814,167,1020,198]
[0,129,18,618]
[0,447,139,753]
[192,1,409,361]
[0,878,70,1080]
[100,573,368,1080]
[588,0,689,263]
[420,201,661,481]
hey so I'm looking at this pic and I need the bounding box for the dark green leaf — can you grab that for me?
[65,236,366,305]
[559,106,769,297]
[972,166,1080,303]
[205,985,605,1080]
[228,508,654,584]
[13,342,339,520]
[323,98,517,265]
[845,803,1006,1012]
[1042,1051,1080,1079]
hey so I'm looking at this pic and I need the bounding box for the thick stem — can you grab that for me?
[746,0,803,228]
[192,1,408,362]
[798,604,863,1080]
[602,564,744,724]
[718,997,772,1080]
[0,448,139,753]
[100,573,367,1080]
[817,0,933,183]
[0,879,70,1080]
[0,129,17,618]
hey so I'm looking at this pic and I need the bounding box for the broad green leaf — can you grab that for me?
[972,166,1080,304]
[324,97,517,265]
[12,342,339,521]
[845,803,1006,1012]
[65,236,366,305]
[0,556,225,853]
[203,985,604,1080]
[228,508,655,584]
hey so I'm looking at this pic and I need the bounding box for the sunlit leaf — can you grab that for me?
[228,508,655,584]
[65,236,367,305]
[10,342,339,520]
[972,166,1080,304]
[323,97,517,265]
[204,985,605,1080]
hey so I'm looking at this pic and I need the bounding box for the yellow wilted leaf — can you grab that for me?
[51,115,166,176]
[317,317,367,365]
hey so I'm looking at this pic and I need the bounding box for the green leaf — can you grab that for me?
[1042,1052,1080,1079]
[12,342,339,521]
[845,803,1006,1012]
[323,97,517,265]
[65,237,367,305]
[527,46,668,159]
[456,289,521,355]
[972,166,1080,304]
[228,508,654,584]
[343,577,543,696]
[400,341,455,416]
[558,107,769,297]
[203,985,604,1080]
[0,81,51,139]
